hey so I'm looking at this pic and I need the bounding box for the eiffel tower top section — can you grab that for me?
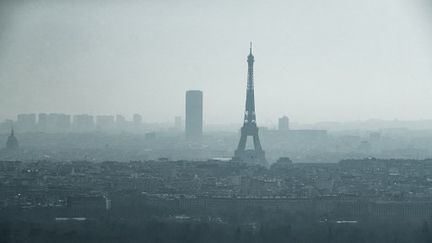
[244,42,257,124]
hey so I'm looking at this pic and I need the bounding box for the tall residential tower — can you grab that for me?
[278,116,290,131]
[185,90,203,140]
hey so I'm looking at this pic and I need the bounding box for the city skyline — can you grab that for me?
[2,1,432,242]
[1,1,432,124]
[8,111,432,131]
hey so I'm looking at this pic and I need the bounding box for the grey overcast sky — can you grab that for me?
[0,0,432,124]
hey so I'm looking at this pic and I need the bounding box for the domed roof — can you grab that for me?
[6,128,19,150]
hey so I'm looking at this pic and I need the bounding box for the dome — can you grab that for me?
[6,128,19,150]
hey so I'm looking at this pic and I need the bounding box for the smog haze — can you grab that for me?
[1,0,432,124]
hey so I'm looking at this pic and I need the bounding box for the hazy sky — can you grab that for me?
[1,0,432,125]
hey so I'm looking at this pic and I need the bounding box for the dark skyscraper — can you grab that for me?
[185,90,203,139]
[234,43,266,164]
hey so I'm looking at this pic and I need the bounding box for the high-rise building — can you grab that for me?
[16,113,36,132]
[38,113,71,133]
[73,114,94,132]
[234,43,266,164]
[96,115,115,131]
[46,114,57,132]
[0,119,13,134]
[55,114,71,132]
[278,116,290,131]
[116,115,126,124]
[185,90,203,139]
[116,115,126,130]
[38,113,48,132]
[132,114,143,132]
[133,114,142,126]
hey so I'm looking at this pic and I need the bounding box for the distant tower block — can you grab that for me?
[38,113,48,132]
[16,113,36,132]
[6,127,19,151]
[116,115,126,125]
[278,116,290,131]
[133,114,143,130]
[185,90,203,139]
[133,114,142,124]
[234,43,266,164]
[73,114,94,132]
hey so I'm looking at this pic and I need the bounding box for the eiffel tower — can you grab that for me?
[233,43,266,164]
